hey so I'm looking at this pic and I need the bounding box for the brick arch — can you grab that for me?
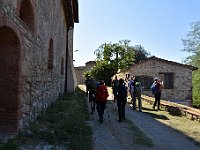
[19,0,35,33]
[48,38,54,70]
[0,26,21,133]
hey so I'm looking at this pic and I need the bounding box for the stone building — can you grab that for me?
[75,61,96,84]
[115,56,198,105]
[0,0,78,133]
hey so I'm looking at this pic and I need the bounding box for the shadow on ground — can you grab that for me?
[142,110,169,120]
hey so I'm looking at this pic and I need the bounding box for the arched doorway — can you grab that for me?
[19,0,35,33]
[0,26,20,133]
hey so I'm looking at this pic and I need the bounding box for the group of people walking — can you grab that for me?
[85,77,109,123]
[85,75,163,123]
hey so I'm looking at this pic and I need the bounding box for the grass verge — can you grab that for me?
[142,101,200,147]
[0,87,93,150]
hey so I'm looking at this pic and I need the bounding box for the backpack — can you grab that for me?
[151,83,157,94]
[134,82,142,93]
[96,85,108,102]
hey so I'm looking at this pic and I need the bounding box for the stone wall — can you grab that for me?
[0,0,77,133]
[75,61,96,84]
[115,57,197,105]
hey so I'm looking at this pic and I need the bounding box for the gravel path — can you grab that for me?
[86,91,200,150]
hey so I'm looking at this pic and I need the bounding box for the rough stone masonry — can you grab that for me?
[0,0,78,133]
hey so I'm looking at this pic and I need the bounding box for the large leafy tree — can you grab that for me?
[87,40,149,84]
[134,44,150,63]
[94,40,135,70]
[182,21,200,107]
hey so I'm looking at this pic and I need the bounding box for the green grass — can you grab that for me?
[142,101,200,147]
[0,87,93,150]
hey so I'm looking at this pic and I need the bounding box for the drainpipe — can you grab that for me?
[64,27,73,92]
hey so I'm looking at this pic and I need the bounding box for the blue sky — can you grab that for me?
[73,0,200,67]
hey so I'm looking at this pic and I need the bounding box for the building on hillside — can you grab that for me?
[0,0,78,133]
[115,56,198,106]
[75,61,96,84]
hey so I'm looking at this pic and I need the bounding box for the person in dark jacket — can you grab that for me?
[88,78,96,114]
[112,76,118,103]
[117,78,128,122]
[152,78,163,110]
[95,80,109,123]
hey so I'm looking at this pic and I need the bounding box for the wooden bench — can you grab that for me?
[179,108,200,121]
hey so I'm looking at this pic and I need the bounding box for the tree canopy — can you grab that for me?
[182,21,200,107]
[85,40,150,84]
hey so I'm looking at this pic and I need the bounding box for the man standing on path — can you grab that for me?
[111,76,118,103]
[117,78,128,122]
[128,76,135,108]
[95,80,109,123]
[88,77,96,114]
[151,78,163,110]
[133,78,143,112]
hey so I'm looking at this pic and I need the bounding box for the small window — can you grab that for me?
[163,73,174,89]
[159,72,174,89]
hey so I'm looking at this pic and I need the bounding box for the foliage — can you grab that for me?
[94,40,135,70]
[83,71,92,78]
[134,44,150,63]
[90,40,150,84]
[182,21,200,107]
[90,61,117,85]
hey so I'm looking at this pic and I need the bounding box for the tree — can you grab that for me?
[94,40,135,70]
[182,21,200,107]
[84,61,117,85]
[94,40,150,70]
[89,40,150,85]
[134,44,150,63]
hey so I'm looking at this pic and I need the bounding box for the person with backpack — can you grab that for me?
[117,78,128,122]
[151,78,163,110]
[95,80,109,123]
[88,77,96,114]
[85,77,89,96]
[133,78,143,112]
[85,76,92,96]
[112,76,118,103]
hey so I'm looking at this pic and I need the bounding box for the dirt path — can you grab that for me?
[85,86,200,150]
